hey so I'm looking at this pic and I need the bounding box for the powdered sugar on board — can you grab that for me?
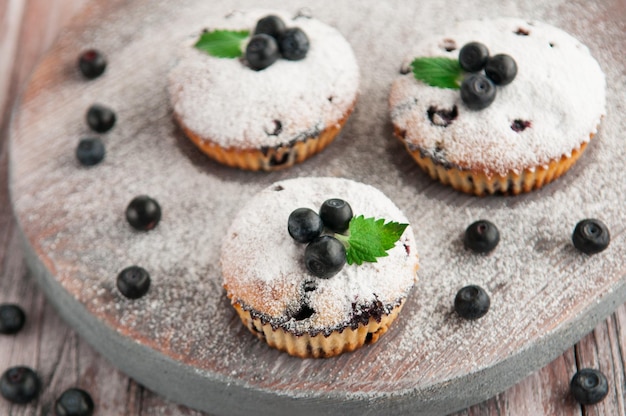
[8,0,626,414]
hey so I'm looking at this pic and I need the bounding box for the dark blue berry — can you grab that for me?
[0,366,40,404]
[511,119,532,132]
[76,137,105,166]
[458,42,490,72]
[78,49,106,79]
[484,54,517,85]
[319,199,353,233]
[460,74,496,110]
[464,220,500,253]
[572,219,610,254]
[570,368,609,405]
[116,266,151,299]
[55,388,95,416]
[278,27,309,61]
[86,104,116,133]
[288,208,324,243]
[304,236,346,279]
[0,304,26,335]
[126,195,161,231]
[454,285,490,320]
[254,15,286,39]
[245,34,279,71]
[292,304,315,321]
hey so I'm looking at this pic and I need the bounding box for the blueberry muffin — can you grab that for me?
[389,18,605,195]
[168,10,360,171]
[221,178,419,358]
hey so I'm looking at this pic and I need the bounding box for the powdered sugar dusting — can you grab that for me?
[390,18,606,175]
[7,0,626,412]
[168,10,359,149]
[221,177,418,332]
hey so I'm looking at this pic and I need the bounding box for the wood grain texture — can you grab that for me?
[1,0,626,415]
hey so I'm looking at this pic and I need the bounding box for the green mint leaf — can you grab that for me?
[411,57,463,89]
[344,215,409,265]
[194,29,250,58]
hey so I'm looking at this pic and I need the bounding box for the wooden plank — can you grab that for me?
[0,0,26,123]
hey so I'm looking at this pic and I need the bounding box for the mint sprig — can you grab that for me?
[194,29,250,58]
[336,215,408,265]
[411,57,463,89]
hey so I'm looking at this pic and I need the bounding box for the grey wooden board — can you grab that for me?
[8,0,626,415]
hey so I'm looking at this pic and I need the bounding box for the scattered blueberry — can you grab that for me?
[458,42,490,72]
[245,34,280,71]
[126,195,161,231]
[78,49,106,79]
[464,220,500,253]
[116,266,151,299]
[484,54,517,85]
[0,304,26,335]
[55,388,95,416]
[572,219,610,255]
[570,368,609,405]
[319,199,353,233]
[460,74,496,110]
[305,236,346,279]
[254,15,286,39]
[288,208,324,243]
[278,27,309,61]
[86,104,116,133]
[454,285,490,320]
[76,137,105,166]
[0,366,40,404]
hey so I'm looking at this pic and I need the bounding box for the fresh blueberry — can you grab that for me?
[0,304,26,335]
[55,388,95,416]
[86,104,116,133]
[484,54,517,85]
[454,285,490,320]
[304,236,346,279]
[76,137,105,166]
[458,42,490,72]
[570,368,609,405]
[288,208,324,243]
[464,220,500,253]
[126,195,161,231]
[254,15,286,39]
[319,199,353,233]
[278,27,309,61]
[460,74,496,110]
[572,219,610,254]
[0,366,40,404]
[245,34,279,71]
[78,49,106,79]
[116,266,151,299]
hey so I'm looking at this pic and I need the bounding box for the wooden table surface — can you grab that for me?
[1,1,625,415]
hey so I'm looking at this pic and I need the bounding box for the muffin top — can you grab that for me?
[389,18,606,176]
[168,10,360,149]
[220,177,419,336]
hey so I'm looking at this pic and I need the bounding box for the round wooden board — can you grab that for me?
[8,0,626,415]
